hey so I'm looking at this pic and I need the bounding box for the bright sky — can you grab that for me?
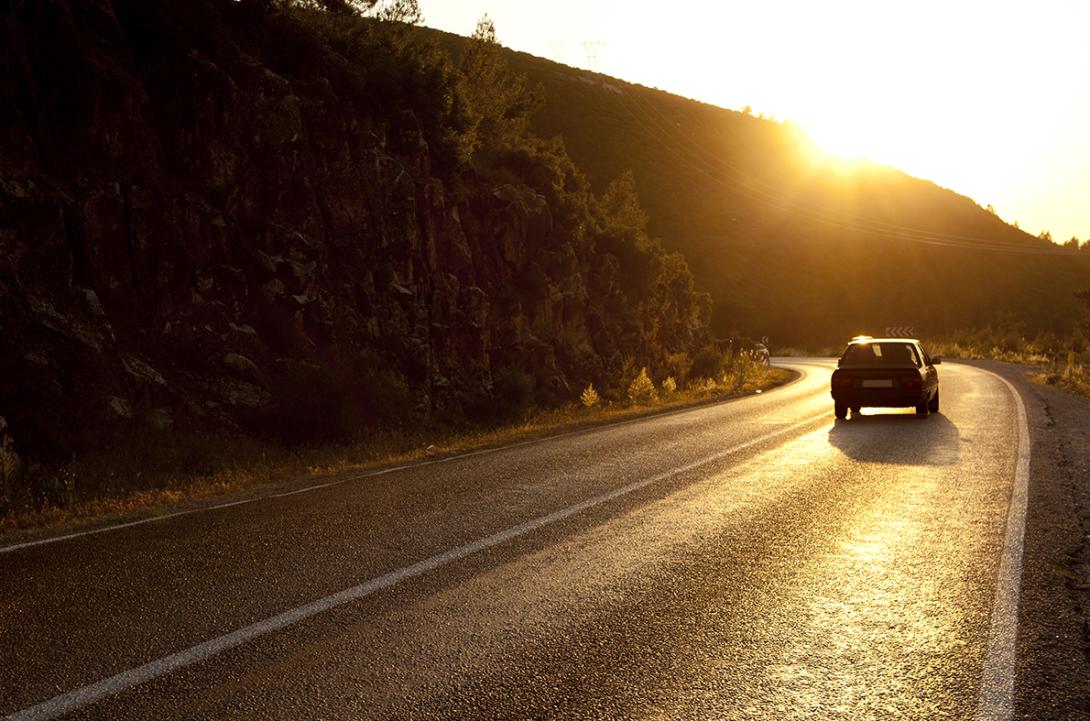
[420,0,1090,243]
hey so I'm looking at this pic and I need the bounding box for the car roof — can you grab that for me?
[847,337,920,344]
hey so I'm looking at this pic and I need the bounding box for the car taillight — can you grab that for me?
[900,377,922,389]
[832,378,853,389]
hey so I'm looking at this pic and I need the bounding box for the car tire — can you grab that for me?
[928,390,940,413]
[835,402,848,419]
[915,402,929,416]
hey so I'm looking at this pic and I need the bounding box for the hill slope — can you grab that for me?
[494,48,1090,344]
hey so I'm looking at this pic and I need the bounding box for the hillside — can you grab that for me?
[0,0,709,492]
[491,47,1090,344]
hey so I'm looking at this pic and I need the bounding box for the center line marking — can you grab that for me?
[3,413,830,721]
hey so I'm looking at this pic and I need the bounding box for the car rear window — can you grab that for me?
[841,342,921,366]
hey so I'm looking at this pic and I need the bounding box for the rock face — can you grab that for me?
[0,0,708,460]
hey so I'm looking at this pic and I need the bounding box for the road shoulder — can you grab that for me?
[0,368,801,550]
[960,360,1090,719]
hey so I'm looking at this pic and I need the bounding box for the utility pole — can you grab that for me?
[581,40,603,72]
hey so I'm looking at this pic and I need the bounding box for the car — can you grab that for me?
[830,337,941,419]
[750,342,770,366]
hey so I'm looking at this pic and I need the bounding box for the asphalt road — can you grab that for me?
[0,360,1037,720]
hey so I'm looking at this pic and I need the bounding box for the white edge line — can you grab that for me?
[0,365,810,555]
[972,368,1032,721]
[3,412,830,721]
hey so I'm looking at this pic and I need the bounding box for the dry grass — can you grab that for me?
[0,366,794,543]
[923,340,1059,366]
[1029,352,1090,401]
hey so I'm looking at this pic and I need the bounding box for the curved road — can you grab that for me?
[1,360,1027,720]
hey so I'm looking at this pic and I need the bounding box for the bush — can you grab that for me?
[350,350,415,426]
[627,367,658,405]
[580,383,601,408]
[267,360,354,444]
[493,366,536,420]
[664,352,690,386]
[690,346,723,380]
[661,376,677,395]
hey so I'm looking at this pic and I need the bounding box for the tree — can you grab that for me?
[600,171,649,236]
[291,0,420,23]
[1064,236,1080,250]
[375,0,422,24]
[459,15,538,156]
[291,0,377,14]
[1039,230,1053,243]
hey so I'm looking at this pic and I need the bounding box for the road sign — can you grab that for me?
[885,326,915,338]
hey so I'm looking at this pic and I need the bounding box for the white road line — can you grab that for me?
[0,367,814,556]
[972,369,1032,721]
[2,411,830,721]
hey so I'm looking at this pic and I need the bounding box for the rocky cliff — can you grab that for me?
[0,0,708,474]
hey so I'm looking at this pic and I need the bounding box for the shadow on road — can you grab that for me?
[827,412,963,465]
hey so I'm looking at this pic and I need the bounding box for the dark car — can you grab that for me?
[750,342,770,366]
[830,337,941,419]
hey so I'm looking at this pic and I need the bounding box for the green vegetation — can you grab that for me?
[8,0,1090,530]
[920,292,1090,400]
[1032,352,1090,400]
[0,0,713,521]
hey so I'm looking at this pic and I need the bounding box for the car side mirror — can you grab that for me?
[931,356,942,365]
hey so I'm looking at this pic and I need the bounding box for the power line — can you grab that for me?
[610,86,1084,256]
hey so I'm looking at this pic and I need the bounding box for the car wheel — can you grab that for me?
[915,402,929,416]
[928,390,940,413]
[835,402,848,419]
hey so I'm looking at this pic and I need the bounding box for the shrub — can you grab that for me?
[580,383,601,408]
[627,367,658,405]
[267,360,354,444]
[350,350,415,426]
[690,346,723,380]
[493,366,536,420]
[664,352,690,386]
[661,376,677,395]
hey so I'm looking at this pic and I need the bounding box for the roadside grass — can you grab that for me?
[0,365,794,542]
[1028,352,1090,401]
[922,336,1090,400]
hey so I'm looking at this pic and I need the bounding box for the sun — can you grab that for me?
[801,116,884,163]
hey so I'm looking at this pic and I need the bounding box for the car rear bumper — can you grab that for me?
[831,389,930,408]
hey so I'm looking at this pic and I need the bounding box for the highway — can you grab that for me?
[0,360,1031,720]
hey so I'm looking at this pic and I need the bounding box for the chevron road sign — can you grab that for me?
[885,326,916,338]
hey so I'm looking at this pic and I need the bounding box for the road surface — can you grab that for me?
[1,360,1033,720]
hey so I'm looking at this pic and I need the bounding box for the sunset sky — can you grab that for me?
[421,0,1090,244]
